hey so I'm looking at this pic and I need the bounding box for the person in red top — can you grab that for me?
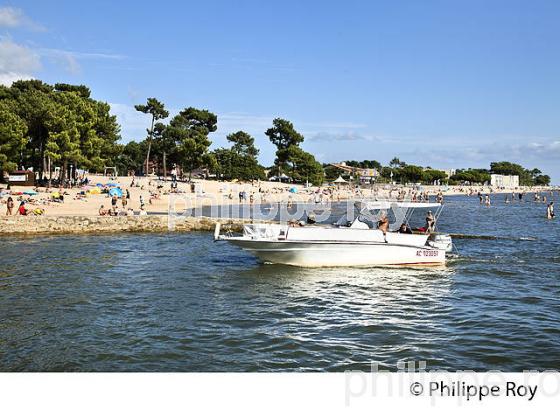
[18,201,28,216]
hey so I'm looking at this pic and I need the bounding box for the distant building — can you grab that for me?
[424,168,456,178]
[440,169,456,178]
[491,174,519,188]
[329,163,379,184]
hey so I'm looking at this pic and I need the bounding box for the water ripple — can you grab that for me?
[1,195,560,371]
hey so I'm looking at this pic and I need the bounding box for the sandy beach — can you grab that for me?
[0,175,556,218]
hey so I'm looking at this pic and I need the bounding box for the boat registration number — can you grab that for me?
[417,250,439,257]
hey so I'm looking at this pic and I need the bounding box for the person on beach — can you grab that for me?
[18,201,28,216]
[111,194,118,213]
[547,202,555,219]
[99,205,108,216]
[126,189,131,200]
[122,195,128,208]
[6,196,14,215]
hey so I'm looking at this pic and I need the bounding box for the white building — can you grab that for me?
[491,174,519,188]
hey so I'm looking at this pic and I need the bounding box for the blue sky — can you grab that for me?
[1,0,559,181]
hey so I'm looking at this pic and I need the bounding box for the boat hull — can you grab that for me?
[224,238,446,267]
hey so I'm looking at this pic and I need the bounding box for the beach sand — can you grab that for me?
[0,175,556,217]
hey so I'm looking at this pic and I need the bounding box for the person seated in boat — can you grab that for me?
[397,223,412,234]
[425,211,435,233]
[306,212,316,225]
[288,218,301,227]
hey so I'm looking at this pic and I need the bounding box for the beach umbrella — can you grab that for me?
[333,176,347,183]
[109,187,123,197]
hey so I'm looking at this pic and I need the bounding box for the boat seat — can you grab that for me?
[350,218,370,230]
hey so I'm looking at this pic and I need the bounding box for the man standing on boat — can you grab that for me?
[378,211,389,242]
[425,211,435,233]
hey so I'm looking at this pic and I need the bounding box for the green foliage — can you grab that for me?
[265,118,304,151]
[284,145,324,185]
[54,83,91,98]
[112,140,147,175]
[134,97,169,174]
[0,79,121,179]
[422,169,448,184]
[164,107,217,179]
[134,98,169,122]
[265,118,304,174]
[535,174,551,185]
[451,168,491,184]
[389,157,405,168]
[323,164,345,180]
[381,166,397,181]
[399,165,424,183]
[227,131,259,157]
[486,162,551,186]
[0,101,27,174]
[213,131,265,181]
[344,159,382,170]
[265,118,323,184]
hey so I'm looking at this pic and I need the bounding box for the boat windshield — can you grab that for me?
[336,201,443,231]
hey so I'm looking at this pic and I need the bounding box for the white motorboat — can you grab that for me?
[214,201,453,267]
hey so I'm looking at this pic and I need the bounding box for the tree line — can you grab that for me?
[0,80,120,182]
[126,99,325,185]
[325,158,551,186]
[0,80,551,186]
[0,80,324,185]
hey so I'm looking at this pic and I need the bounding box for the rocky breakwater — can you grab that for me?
[0,215,244,235]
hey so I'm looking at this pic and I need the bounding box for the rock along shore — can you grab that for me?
[0,215,244,236]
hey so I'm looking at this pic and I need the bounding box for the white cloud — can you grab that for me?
[308,131,380,142]
[0,38,41,85]
[0,72,34,85]
[0,7,45,31]
[37,48,126,74]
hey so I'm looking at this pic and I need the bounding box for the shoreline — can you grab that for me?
[2,175,556,236]
[0,215,244,236]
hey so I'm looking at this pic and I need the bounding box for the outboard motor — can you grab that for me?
[428,234,453,252]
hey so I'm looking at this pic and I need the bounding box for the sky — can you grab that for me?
[1,0,559,182]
